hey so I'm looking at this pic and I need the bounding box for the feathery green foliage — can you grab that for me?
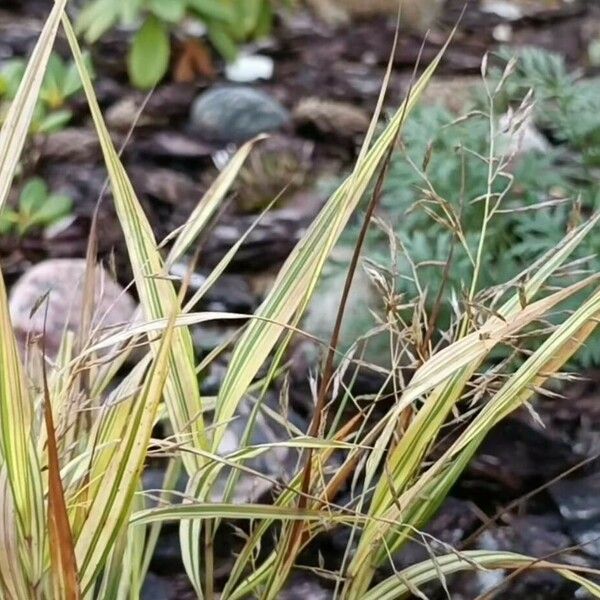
[329,47,600,367]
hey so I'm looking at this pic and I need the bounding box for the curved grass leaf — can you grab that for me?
[211,33,455,463]
[74,310,176,593]
[365,213,600,501]
[166,136,266,265]
[0,274,45,595]
[62,17,209,468]
[346,219,600,595]
[362,550,600,600]
[131,503,367,526]
[365,214,599,512]
[0,0,68,210]
[382,284,600,565]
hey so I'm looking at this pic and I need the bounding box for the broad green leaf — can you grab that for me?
[30,194,73,226]
[229,0,263,39]
[76,0,120,43]
[253,0,273,38]
[148,0,186,22]
[62,54,91,98]
[19,177,48,215]
[239,0,265,35]
[187,0,236,23]
[62,62,81,98]
[34,108,72,133]
[0,210,17,234]
[0,60,26,99]
[119,0,145,24]
[207,25,238,62]
[39,53,66,108]
[127,16,170,90]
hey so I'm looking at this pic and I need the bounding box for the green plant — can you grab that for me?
[490,47,600,168]
[329,47,600,367]
[0,52,92,133]
[0,59,25,99]
[0,177,73,235]
[1,6,600,600]
[76,0,277,89]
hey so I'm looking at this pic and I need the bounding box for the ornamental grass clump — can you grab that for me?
[0,4,599,599]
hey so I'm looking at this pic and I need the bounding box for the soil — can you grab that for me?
[2,1,600,598]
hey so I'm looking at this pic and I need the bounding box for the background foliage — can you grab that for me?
[76,0,278,88]
[334,47,600,367]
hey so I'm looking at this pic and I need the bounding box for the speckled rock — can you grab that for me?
[9,258,137,358]
[550,471,600,558]
[302,254,390,368]
[416,75,480,113]
[293,97,370,141]
[269,573,331,600]
[190,86,290,144]
[306,0,443,30]
[141,573,175,600]
[451,514,585,599]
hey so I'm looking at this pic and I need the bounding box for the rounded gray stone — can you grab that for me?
[9,258,137,359]
[190,86,290,143]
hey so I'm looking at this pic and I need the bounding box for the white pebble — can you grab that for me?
[225,54,274,83]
